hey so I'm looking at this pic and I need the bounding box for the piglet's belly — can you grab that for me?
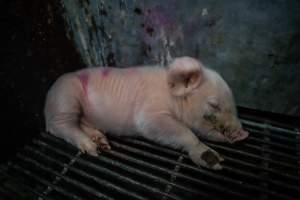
[89,111,136,135]
[84,97,137,136]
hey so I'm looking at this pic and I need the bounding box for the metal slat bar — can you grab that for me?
[97,155,199,196]
[44,131,294,163]
[126,139,300,182]
[0,164,50,200]
[110,140,298,200]
[259,125,271,200]
[110,141,265,199]
[32,139,182,200]
[59,160,149,200]
[131,133,298,161]
[37,130,298,199]
[116,134,299,160]
[42,151,82,198]
[108,149,247,200]
[112,137,183,157]
[6,163,85,200]
[15,153,114,200]
[222,156,300,182]
[245,127,299,144]
[35,138,182,191]
[109,145,300,187]
[245,129,300,146]
[34,138,241,200]
[241,119,299,136]
[35,137,170,176]
[162,156,184,200]
[40,132,78,152]
[106,149,234,200]
[206,142,298,169]
[243,143,299,161]
[40,132,299,199]
[24,145,151,200]
[0,170,47,200]
[112,134,299,166]
[118,137,300,182]
[74,157,181,200]
[247,136,297,151]
[203,145,300,196]
[222,165,300,194]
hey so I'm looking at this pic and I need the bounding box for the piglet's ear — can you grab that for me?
[167,57,203,97]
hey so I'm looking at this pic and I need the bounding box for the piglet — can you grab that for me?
[44,57,249,170]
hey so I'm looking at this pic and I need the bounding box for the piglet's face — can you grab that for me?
[167,57,249,143]
[200,97,249,143]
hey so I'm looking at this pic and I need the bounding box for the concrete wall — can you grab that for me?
[61,0,300,116]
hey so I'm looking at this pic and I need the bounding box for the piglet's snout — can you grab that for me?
[235,129,249,141]
[225,129,249,143]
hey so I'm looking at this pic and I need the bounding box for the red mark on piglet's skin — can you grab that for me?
[127,68,137,75]
[101,68,111,77]
[78,71,89,96]
[77,71,93,121]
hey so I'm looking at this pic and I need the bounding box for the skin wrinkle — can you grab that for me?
[119,75,128,105]
[181,97,196,127]
[117,72,131,113]
[103,68,146,131]
[172,92,197,127]
[127,67,136,75]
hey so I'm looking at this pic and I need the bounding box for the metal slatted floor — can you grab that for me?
[0,118,299,200]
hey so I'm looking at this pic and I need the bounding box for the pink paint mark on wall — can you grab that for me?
[142,5,176,45]
[78,71,89,96]
[101,68,111,77]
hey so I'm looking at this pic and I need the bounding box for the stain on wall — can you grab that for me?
[60,0,300,116]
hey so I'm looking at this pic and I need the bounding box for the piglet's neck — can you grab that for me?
[170,96,194,126]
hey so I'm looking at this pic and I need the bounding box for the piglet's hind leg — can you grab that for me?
[80,119,111,151]
[45,74,99,156]
[47,120,98,156]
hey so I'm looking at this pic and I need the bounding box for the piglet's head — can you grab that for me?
[167,57,249,143]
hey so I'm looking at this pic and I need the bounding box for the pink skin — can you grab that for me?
[101,68,111,77]
[44,57,248,170]
[126,67,137,75]
[226,129,249,143]
[78,71,89,96]
[205,129,249,143]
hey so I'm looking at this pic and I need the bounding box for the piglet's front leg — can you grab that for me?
[137,115,224,170]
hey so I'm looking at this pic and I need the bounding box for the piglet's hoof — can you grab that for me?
[78,137,98,156]
[189,146,224,170]
[92,136,111,151]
